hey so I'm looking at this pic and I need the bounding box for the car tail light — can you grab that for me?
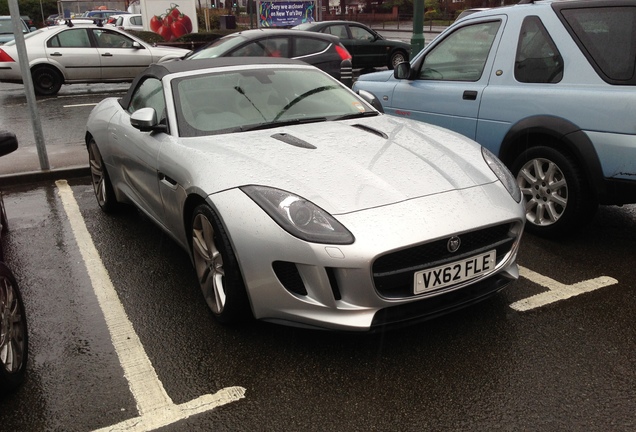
[0,50,15,62]
[335,44,352,61]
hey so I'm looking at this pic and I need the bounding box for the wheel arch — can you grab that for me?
[30,62,65,80]
[498,115,606,200]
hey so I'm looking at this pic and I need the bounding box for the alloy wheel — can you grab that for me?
[517,157,568,227]
[192,213,226,315]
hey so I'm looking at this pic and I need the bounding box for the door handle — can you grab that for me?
[463,90,478,100]
[50,52,62,56]
[101,53,113,57]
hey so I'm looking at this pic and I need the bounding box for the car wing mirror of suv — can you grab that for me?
[394,61,414,80]
[132,41,143,49]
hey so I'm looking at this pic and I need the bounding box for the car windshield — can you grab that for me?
[172,67,376,137]
[188,34,248,59]
[0,18,27,34]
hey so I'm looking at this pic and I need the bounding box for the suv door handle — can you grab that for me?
[463,90,478,100]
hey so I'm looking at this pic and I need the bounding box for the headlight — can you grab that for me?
[241,185,354,245]
[481,147,521,203]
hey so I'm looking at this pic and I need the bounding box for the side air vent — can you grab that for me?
[350,124,388,139]
[272,261,307,296]
[271,133,316,149]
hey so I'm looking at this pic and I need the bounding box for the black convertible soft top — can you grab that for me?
[119,57,305,108]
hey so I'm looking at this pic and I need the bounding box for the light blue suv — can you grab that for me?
[353,0,636,237]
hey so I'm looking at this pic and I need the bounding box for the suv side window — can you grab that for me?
[128,78,166,124]
[418,21,500,81]
[515,16,563,83]
[560,6,636,82]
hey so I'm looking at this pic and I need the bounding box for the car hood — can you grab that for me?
[166,115,498,214]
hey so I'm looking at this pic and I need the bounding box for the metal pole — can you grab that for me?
[410,0,425,58]
[8,0,50,171]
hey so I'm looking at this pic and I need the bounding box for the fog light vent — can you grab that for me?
[273,261,307,296]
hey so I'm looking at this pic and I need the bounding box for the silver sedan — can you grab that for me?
[85,57,525,331]
[0,22,189,95]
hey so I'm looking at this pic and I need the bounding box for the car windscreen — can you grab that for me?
[172,67,376,137]
[0,18,27,34]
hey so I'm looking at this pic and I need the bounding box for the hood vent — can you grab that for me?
[271,133,316,149]
[351,124,388,139]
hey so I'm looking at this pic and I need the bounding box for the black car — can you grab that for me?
[293,20,410,70]
[0,131,28,395]
[185,29,352,81]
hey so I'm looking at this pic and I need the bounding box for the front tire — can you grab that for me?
[191,204,251,324]
[88,139,118,213]
[31,66,63,96]
[0,262,28,395]
[512,146,597,237]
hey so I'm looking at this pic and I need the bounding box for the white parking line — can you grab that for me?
[63,103,98,108]
[510,265,619,312]
[55,181,246,432]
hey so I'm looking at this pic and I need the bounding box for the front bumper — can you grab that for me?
[210,182,525,331]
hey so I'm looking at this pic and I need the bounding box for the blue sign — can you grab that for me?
[258,1,315,27]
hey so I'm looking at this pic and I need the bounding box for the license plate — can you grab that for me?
[414,250,496,294]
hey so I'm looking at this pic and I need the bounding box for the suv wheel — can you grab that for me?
[512,146,597,237]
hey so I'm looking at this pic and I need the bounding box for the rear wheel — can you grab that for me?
[31,66,63,96]
[512,146,597,237]
[191,204,251,324]
[0,262,28,395]
[388,50,407,70]
[88,139,118,212]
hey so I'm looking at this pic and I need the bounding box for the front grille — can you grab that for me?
[372,223,516,298]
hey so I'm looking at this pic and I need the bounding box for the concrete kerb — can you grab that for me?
[0,166,90,187]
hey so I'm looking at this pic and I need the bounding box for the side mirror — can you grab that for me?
[0,131,18,157]
[394,61,411,80]
[130,108,167,132]
[357,90,384,113]
[132,41,143,49]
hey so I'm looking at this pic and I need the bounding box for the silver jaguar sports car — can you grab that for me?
[85,57,525,331]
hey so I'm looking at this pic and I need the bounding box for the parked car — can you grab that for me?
[354,0,636,237]
[114,13,143,32]
[0,22,190,95]
[44,14,59,26]
[293,20,410,69]
[85,57,525,331]
[0,131,28,395]
[0,16,34,45]
[185,29,352,82]
[20,16,34,27]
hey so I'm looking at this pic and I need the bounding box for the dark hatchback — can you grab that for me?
[0,131,28,395]
[185,29,352,81]
[293,20,411,70]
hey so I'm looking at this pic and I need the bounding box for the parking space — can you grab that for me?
[1,179,634,431]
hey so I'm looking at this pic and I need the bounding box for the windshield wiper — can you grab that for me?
[331,112,380,121]
[241,117,327,132]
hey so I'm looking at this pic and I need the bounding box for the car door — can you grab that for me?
[45,28,101,80]
[347,24,386,68]
[92,28,153,80]
[109,77,167,223]
[389,18,505,140]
